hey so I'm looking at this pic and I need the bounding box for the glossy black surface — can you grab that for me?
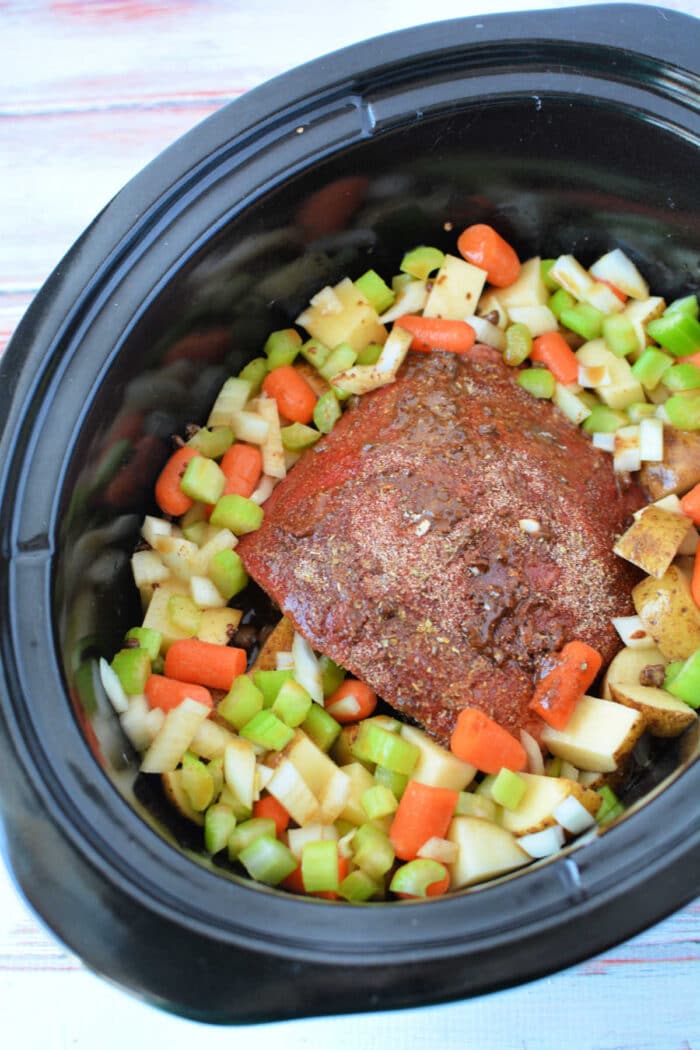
[0,4,699,1023]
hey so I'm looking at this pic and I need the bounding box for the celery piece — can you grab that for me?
[313,390,342,434]
[110,647,150,695]
[400,246,445,280]
[626,401,657,423]
[504,322,532,366]
[549,288,575,320]
[664,363,700,392]
[319,654,346,697]
[299,338,330,369]
[665,392,700,430]
[475,773,497,799]
[350,721,419,776]
[228,817,277,861]
[182,521,208,545]
[331,383,352,402]
[301,840,339,894]
[263,328,302,370]
[180,456,226,504]
[517,367,555,399]
[647,312,700,357]
[238,357,268,395]
[599,801,624,825]
[491,768,526,811]
[180,501,208,530]
[167,594,201,635]
[582,405,628,434]
[578,390,600,410]
[374,764,408,801]
[240,709,295,751]
[187,426,234,459]
[352,823,395,879]
[560,302,604,341]
[545,756,562,777]
[354,270,395,315]
[665,294,699,320]
[125,626,162,662]
[455,791,497,821]
[209,548,248,601]
[272,678,313,727]
[361,784,398,821]
[210,494,264,535]
[204,803,237,855]
[253,669,295,708]
[218,675,264,730]
[281,422,322,451]
[603,313,638,357]
[301,702,341,752]
[319,343,357,381]
[631,348,673,390]
[665,651,700,708]
[663,661,684,689]
[181,754,215,811]
[389,859,448,898]
[239,834,298,885]
[338,869,381,902]
[356,343,383,366]
[595,785,621,824]
[540,258,560,292]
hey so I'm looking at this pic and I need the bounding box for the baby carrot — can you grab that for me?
[680,482,700,526]
[155,446,200,516]
[324,679,377,723]
[164,639,247,692]
[394,314,476,354]
[262,366,317,424]
[389,780,459,861]
[220,443,263,499]
[530,331,579,386]
[456,223,521,288]
[144,673,213,712]
[529,640,603,730]
[450,708,527,773]
[253,794,290,836]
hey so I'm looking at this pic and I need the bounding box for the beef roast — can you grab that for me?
[237,348,642,745]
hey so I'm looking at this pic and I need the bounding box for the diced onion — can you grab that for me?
[639,416,664,463]
[131,549,169,588]
[141,698,211,774]
[589,248,650,300]
[292,632,324,704]
[613,424,641,473]
[325,694,361,719]
[250,474,277,505]
[592,432,615,453]
[560,760,580,782]
[611,615,657,649]
[120,694,153,751]
[467,314,506,351]
[99,657,129,714]
[309,286,343,314]
[379,279,428,323]
[230,410,270,446]
[256,394,287,480]
[553,796,597,835]
[287,822,338,859]
[577,364,609,388]
[190,574,226,608]
[519,729,545,775]
[417,836,459,864]
[518,825,565,858]
[275,651,295,670]
[141,515,173,548]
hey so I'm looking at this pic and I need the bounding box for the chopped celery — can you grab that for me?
[626,401,658,423]
[517,367,555,399]
[389,859,447,897]
[301,702,341,752]
[204,802,237,855]
[319,343,357,381]
[350,721,419,775]
[253,669,295,708]
[545,756,562,777]
[560,302,604,341]
[238,356,268,395]
[647,312,700,357]
[549,288,575,320]
[186,426,234,459]
[603,313,638,357]
[356,343,383,366]
[664,363,700,392]
[167,594,201,635]
[663,661,684,690]
[281,422,322,451]
[228,817,277,861]
[182,520,208,545]
[299,338,330,369]
[504,322,532,366]
[264,328,302,370]
[665,651,700,708]
[596,785,621,825]
[209,548,249,600]
[475,773,497,798]
[665,391,700,430]
[272,678,313,727]
[240,709,295,751]
[110,647,150,695]
[125,626,162,662]
[354,270,395,314]
[491,768,526,811]
[352,823,395,879]
[338,869,381,902]
[361,783,399,820]
[540,258,560,291]
[374,764,408,800]
[455,791,497,821]
[582,405,628,433]
[239,834,298,885]
[210,494,264,535]
[218,675,264,730]
[181,753,215,811]
[301,840,339,894]
[599,801,624,825]
[319,654,346,697]
[313,390,342,434]
[180,456,226,504]
[631,348,673,390]
[665,294,699,320]
[400,245,445,280]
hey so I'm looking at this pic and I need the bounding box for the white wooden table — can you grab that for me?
[1,2,699,1046]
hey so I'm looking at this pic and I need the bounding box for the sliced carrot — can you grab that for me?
[220,443,263,499]
[252,794,290,836]
[155,446,200,516]
[529,641,603,730]
[389,780,459,862]
[324,679,377,723]
[693,546,700,609]
[597,278,628,303]
[396,871,450,899]
[456,223,521,288]
[164,639,247,692]
[262,365,317,424]
[530,331,579,386]
[144,673,213,712]
[394,314,475,354]
[680,482,700,526]
[450,708,527,774]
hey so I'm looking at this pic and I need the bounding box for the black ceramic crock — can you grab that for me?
[0,3,698,1025]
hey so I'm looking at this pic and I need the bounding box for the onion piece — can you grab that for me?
[275,651,295,670]
[468,314,506,351]
[140,697,211,774]
[99,657,129,714]
[553,796,597,834]
[592,432,615,453]
[120,694,153,752]
[612,615,657,649]
[518,825,566,858]
[292,632,324,704]
[379,279,428,323]
[230,410,270,446]
[325,694,361,720]
[250,474,277,505]
[190,574,226,608]
[417,836,459,864]
[520,729,544,775]
[613,424,641,473]
[639,416,664,463]
[287,822,338,859]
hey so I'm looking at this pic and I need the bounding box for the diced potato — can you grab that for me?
[468,315,506,351]
[639,428,700,500]
[154,534,200,581]
[197,607,242,646]
[161,770,205,826]
[602,644,667,700]
[189,718,237,760]
[493,257,549,308]
[611,614,658,650]
[622,296,666,355]
[613,505,691,578]
[578,770,608,790]
[131,549,169,588]
[584,282,624,315]
[207,377,252,428]
[193,528,237,575]
[589,248,650,301]
[541,695,645,772]
[296,277,387,351]
[400,724,476,791]
[316,766,351,824]
[609,683,697,738]
[422,254,487,320]
[554,383,592,426]
[499,773,601,836]
[576,340,644,409]
[251,616,296,671]
[476,292,509,328]
[267,757,318,826]
[190,575,227,609]
[507,305,558,337]
[447,816,530,889]
[142,578,192,651]
[633,565,700,660]
[141,515,173,548]
[338,762,376,826]
[230,410,269,446]
[284,730,340,798]
[549,255,594,302]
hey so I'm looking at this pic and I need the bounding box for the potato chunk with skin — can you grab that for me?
[602,644,667,700]
[609,683,697,738]
[633,565,700,661]
[640,427,700,500]
[541,695,645,772]
[499,773,600,836]
[400,724,476,791]
[447,816,529,889]
[614,505,691,578]
[296,277,387,352]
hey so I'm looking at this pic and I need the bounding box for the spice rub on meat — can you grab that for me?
[237,347,642,746]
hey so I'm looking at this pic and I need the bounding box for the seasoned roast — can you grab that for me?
[238,348,642,745]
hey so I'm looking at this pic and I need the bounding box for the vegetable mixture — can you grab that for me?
[101,224,700,901]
